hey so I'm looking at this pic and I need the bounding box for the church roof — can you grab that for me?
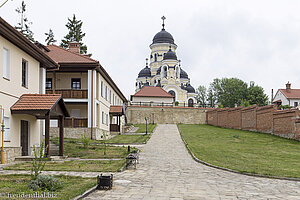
[132,86,174,98]
[163,48,177,60]
[138,66,151,78]
[152,29,175,44]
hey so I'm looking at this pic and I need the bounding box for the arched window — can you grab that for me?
[163,66,167,78]
[188,99,194,107]
[175,65,180,79]
[154,53,157,62]
[168,90,176,99]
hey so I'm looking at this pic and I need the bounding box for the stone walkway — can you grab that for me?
[85,124,300,200]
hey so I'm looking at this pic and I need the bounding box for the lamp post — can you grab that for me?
[145,117,149,135]
[0,106,5,164]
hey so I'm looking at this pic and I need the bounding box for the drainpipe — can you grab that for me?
[91,70,94,140]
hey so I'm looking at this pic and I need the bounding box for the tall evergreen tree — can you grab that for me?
[45,29,57,45]
[15,1,34,42]
[60,14,88,54]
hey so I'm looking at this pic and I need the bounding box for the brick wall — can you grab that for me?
[206,105,300,141]
[256,105,276,133]
[241,105,257,131]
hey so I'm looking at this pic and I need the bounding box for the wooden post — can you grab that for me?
[59,115,64,156]
[45,112,50,157]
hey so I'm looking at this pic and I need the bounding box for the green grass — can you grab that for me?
[51,138,130,159]
[178,124,300,178]
[4,159,125,172]
[106,134,151,144]
[134,123,156,133]
[0,174,95,200]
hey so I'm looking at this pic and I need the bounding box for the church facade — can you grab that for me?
[135,17,196,106]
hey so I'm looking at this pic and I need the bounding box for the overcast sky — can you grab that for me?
[2,0,300,100]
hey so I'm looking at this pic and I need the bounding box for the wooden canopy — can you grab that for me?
[11,94,69,156]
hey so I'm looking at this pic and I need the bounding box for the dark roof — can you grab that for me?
[184,84,195,93]
[0,17,58,69]
[152,29,175,44]
[138,66,151,78]
[180,69,189,79]
[163,48,177,60]
[110,106,124,115]
[132,86,174,98]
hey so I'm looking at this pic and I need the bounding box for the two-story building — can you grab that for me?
[44,43,127,140]
[0,17,68,163]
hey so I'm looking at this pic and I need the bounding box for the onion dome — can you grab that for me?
[163,47,177,60]
[152,16,175,45]
[180,69,188,79]
[138,58,151,78]
[185,84,195,93]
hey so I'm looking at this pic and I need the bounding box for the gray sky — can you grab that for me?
[2,0,300,100]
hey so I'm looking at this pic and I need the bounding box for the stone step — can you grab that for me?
[15,156,53,162]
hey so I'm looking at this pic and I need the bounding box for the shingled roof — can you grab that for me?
[132,86,174,98]
[279,89,300,99]
[46,45,99,64]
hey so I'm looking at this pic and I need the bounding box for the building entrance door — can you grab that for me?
[21,120,29,156]
[188,99,194,107]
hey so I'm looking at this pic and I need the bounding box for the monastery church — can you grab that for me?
[134,17,196,105]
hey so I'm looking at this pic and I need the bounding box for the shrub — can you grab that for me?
[81,135,90,149]
[31,140,48,180]
[28,175,62,191]
[175,101,179,106]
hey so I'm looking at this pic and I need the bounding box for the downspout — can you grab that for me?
[91,70,94,139]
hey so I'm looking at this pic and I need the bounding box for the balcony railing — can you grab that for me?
[46,89,88,99]
[64,117,88,128]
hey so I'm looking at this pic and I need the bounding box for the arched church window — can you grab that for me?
[154,53,157,62]
[139,82,141,89]
[188,99,194,107]
[163,66,167,78]
[168,90,176,99]
[175,65,180,79]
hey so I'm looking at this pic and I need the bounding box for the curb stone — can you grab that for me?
[177,125,300,182]
[72,185,97,200]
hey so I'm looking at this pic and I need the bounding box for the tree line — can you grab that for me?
[14,1,88,54]
[196,78,269,108]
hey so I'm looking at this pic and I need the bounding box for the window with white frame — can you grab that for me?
[109,90,111,103]
[101,81,103,97]
[106,114,108,125]
[22,59,28,87]
[3,48,10,79]
[105,85,107,100]
[112,93,115,105]
[4,117,10,141]
[102,112,105,124]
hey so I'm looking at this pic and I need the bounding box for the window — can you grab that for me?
[46,78,52,90]
[3,48,10,79]
[294,102,298,107]
[105,85,107,100]
[4,117,10,141]
[71,109,81,118]
[106,114,108,125]
[102,112,105,124]
[101,81,103,97]
[109,90,112,103]
[22,59,28,87]
[112,93,115,105]
[71,78,81,90]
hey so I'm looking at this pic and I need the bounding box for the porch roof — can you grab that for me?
[110,105,124,116]
[10,94,69,118]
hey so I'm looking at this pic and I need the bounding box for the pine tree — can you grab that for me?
[15,1,34,42]
[45,29,57,45]
[60,14,88,54]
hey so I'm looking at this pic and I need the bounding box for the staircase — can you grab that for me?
[49,141,59,156]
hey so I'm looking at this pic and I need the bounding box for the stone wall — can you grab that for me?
[126,106,207,124]
[1,147,21,163]
[50,127,112,140]
[206,105,300,141]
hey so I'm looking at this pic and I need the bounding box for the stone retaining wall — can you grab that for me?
[50,127,112,140]
[126,106,207,124]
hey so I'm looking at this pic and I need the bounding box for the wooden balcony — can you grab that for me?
[64,117,88,128]
[46,89,88,99]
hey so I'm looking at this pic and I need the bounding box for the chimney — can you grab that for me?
[68,41,80,54]
[286,81,291,92]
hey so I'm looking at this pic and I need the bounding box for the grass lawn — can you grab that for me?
[134,123,156,133]
[0,174,95,200]
[178,124,300,178]
[4,159,125,172]
[51,138,130,159]
[106,134,151,144]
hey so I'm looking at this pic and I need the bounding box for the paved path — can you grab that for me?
[85,124,300,200]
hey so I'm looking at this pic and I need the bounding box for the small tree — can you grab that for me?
[15,1,34,42]
[81,135,90,149]
[196,85,207,107]
[31,140,48,180]
[45,29,57,45]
